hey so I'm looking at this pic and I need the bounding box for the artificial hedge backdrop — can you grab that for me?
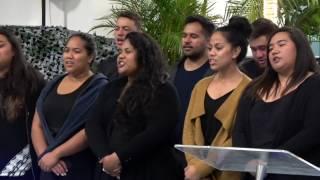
[0,26,117,80]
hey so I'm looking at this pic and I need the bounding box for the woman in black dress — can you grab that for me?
[0,28,45,180]
[233,27,320,180]
[86,32,183,180]
[31,32,108,180]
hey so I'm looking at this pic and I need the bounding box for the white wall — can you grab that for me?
[208,0,227,21]
[0,0,42,25]
[0,0,229,37]
[0,0,113,36]
[0,0,253,56]
[46,0,113,36]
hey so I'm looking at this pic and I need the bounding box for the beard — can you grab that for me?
[183,48,206,62]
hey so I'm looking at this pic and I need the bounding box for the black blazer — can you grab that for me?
[233,74,320,180]
[86,77,183,180]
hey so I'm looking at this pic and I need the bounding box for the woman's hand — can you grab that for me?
[38,151,60,172]
[100,152,122,177]
[51,160,68,176]
[184,165,201,180]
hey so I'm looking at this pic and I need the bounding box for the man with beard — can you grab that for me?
[96,11,142,80]
[171,15,215,148]
[240,18,278,78]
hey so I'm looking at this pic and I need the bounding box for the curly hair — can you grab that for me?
[119,32,168,116]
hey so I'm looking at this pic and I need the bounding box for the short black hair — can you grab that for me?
[184,15,216,38]
[250,18,278,40]
[117,10,143,31]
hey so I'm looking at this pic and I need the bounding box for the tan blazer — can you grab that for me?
[183,74,251,180]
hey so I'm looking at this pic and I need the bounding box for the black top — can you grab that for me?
[239,58,264,79]
[234,74,320,180]
[201,91,231,145]
[0,72,45,178]
[249,90,296,148]
[96,56,118,81]
[86,78,183,180]
[173,61,211,144]
[43,76,93,135]
[174,61,210,118]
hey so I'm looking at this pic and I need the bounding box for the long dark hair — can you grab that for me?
[119,32,168,116]
[248,26,320,99]
[0,28,43,121]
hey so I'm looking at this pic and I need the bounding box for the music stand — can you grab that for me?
[175,145,320,180]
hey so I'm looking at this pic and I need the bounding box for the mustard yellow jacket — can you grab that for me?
[183,74,251,180]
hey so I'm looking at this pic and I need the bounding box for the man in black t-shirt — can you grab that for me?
[170,15,215,147]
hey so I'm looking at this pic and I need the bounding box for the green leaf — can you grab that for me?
[90,0,221,64]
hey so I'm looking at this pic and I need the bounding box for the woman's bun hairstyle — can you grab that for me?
[214,16,252,63]
[228,16,252,39]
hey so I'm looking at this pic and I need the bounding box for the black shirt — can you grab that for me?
[201,91,231,145]
[0,71,45,178]
[250,91,295,148]
[174,62,210,143]
[239,58,264,79]
[234,75,320,180]
[96,56,118,81]
[43,76,92,135]
[86,78,182,179]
